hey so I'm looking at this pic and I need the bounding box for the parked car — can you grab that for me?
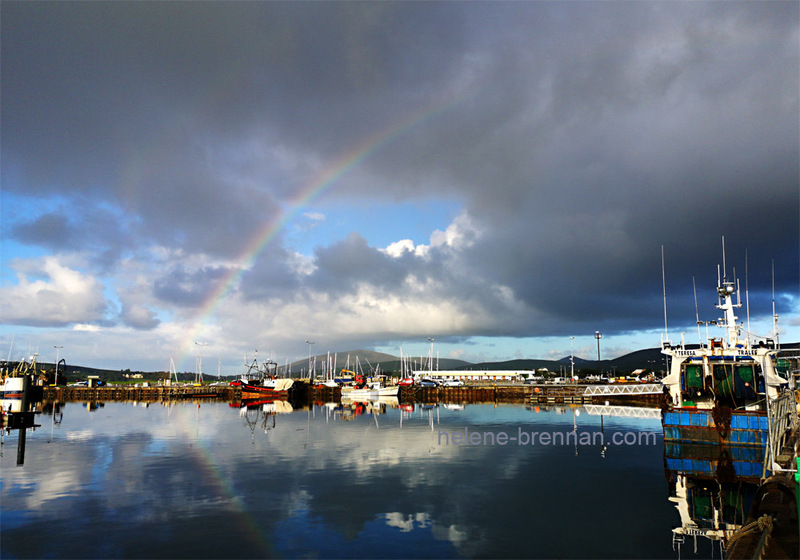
[397,378,414,386]
[442,379,464,387]
[418,379,439,388]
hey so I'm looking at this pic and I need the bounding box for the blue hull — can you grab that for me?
[663,408,769,480]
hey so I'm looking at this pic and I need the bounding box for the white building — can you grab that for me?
[413,370,534,382]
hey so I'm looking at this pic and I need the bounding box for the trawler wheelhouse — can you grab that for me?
[673,345,779,409]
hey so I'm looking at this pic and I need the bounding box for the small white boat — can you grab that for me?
[341,382,399,400]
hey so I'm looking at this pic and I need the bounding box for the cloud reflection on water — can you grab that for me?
[1,401,675,558]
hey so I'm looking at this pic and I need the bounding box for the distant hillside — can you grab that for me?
[454,358,562,372]
[286,349,401,375]
[288,350,470,375]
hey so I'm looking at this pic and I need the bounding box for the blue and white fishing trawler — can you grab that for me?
[660,245,795,480]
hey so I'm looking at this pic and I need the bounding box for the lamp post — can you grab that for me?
[53,346,63,385]
[427,338,435,371]
[595,331,602,376]
[305,340,315,380]
[570,337,574,382]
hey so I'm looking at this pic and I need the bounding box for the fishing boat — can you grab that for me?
[1,375,25,400]
[234,358,295,400]
[660,244,794,479]
[1,355,44,405]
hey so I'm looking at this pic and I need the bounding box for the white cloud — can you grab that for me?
[382,239,424,258]
[383,212,481,259]
[429,212,480,250]
[1,257,109,326]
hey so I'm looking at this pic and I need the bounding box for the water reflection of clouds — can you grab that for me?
[385,511,469,544]
[2,402,674,558]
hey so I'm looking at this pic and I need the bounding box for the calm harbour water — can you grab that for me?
[2,400,721,559]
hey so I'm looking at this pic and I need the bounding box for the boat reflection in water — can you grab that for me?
[232,398,294,439]
[1,360,49,466]
[664,443,760,556]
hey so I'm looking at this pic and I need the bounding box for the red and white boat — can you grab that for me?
[241,377,295,400]
[232,357,295,400]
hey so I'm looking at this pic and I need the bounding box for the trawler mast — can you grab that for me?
[714,270,742,349]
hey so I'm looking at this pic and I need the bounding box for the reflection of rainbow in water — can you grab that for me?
[168,403,277,555]
[176,93,465,369]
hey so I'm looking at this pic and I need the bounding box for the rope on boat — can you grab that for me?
[724,514,774,557]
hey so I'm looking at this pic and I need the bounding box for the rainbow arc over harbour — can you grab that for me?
[176,93,464,370]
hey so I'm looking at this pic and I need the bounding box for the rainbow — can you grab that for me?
[167,402,277,554]
[177,93,464,369]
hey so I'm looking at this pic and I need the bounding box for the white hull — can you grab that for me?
[1,398,23,413]
[341,395,399,407]
[341,386,399,400]
[1,377,25,399]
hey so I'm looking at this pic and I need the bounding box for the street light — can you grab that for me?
[428,338,435,371]
[595,331,602,376]
[53,346,63,386]
[570,337,574,382]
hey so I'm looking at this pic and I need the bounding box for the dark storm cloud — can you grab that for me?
[2,1,797,346]
[10,206,134,271]
[309,233,413,294]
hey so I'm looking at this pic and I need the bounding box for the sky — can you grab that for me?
[1,1,798,375]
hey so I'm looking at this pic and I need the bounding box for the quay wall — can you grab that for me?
[44,385,239,403]
[42,382,665,407]
[401,384,665,406]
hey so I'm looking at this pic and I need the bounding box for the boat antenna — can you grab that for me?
[722,235,727,281]
[745,249,751,344]
[772,259,779,349]
[733,267,741,308]
[693,276,702,345]
[6,334,14,364]
[661,245,669,343]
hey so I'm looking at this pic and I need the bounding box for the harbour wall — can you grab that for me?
[42,383,665,407]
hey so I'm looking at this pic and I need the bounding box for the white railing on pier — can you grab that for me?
[583,383,664,396]
[583,404,662,419]
[762,391,799,478]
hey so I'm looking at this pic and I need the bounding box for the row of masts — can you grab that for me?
[164,345,443,382]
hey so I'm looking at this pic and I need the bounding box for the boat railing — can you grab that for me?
[762,390,798,478]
